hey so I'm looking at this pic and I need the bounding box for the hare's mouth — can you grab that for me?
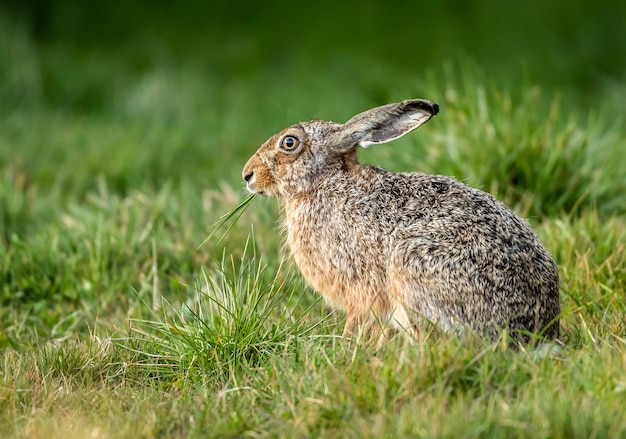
[245,182,269,196]
[252,188,269,196]
[245,182,258,194]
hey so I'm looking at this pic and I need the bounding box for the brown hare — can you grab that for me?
[242,99,560,343]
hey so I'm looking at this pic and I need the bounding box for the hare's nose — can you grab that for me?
[243,171,254,183]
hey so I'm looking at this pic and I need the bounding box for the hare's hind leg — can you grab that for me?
[388,245,458,335]
[390,304,419,338]
[389,273,457,334]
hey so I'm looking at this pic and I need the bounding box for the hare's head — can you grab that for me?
[242,99,439,197]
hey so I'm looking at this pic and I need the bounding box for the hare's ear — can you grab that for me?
[336,99,439,150]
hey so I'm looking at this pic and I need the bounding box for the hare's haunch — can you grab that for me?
[242,99,560,342]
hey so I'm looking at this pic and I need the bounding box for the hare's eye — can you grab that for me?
[279,135,300,152]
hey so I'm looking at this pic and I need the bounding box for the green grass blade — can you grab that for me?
[198,193,257,249]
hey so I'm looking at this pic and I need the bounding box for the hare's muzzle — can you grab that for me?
[242,154,262,194]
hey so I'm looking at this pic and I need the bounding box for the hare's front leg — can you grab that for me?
[342,313,362,338]
[342,312,377,339]
[342,307,384,340]
[342,296,404,341]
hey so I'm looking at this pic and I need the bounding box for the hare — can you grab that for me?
[242,99,560,342]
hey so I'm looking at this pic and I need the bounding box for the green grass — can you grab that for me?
[1,1,626,437]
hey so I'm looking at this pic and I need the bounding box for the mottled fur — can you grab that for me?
[242,99,560,342]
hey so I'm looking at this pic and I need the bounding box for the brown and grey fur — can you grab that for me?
[242,99,560,342]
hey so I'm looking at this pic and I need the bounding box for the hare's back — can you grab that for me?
[388,172,537,246]
[380,174,558,293]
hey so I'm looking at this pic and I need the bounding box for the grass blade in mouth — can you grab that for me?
[198,193,257,249]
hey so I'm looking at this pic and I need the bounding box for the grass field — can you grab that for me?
[1,1,626,437]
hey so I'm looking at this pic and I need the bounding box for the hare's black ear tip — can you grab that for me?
[408,99,439,116]
[422,100,439,116]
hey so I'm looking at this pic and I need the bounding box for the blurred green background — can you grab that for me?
[2,0,625,192]
[1,0,625,338]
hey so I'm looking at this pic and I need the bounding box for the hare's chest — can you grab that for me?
[283,202,388,303]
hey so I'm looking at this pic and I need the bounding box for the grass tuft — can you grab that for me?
[124,237,324,386]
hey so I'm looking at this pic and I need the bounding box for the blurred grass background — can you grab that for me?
[1,0,625,338]
[2,0,625,190]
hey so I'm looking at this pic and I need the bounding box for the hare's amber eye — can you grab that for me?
[279,135,300,152]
